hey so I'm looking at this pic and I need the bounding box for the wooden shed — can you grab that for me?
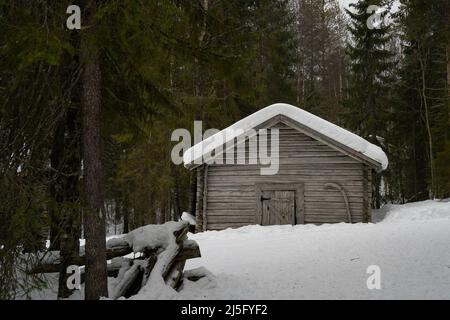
[183,103,388,231]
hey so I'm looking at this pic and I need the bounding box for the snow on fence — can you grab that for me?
[30,221,202,299]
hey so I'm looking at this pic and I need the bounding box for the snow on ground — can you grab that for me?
[184,199,450,299]
[372,199,450,223]
[24,200,450,300]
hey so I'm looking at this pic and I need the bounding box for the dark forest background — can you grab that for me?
[0,0,449,299]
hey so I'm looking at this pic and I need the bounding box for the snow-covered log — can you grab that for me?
[165,260,186,289]
[29,221,202,298]
[110,262,143,299]
[29,244,132,274]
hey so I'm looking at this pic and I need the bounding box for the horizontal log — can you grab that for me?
[305,202,363,210]
[306,196,364,203]
[304,213,363,219]
[208,169,364,176]
[207,186,256,192]
[206,189,369,199]
[208,174,366,181]
[207,212,364,224]
[305,216,364,223]
[207,202,256,210]
[208,177,365,185]
[230,147,343,154]
[107,245,133,259]
[207,199,364,209]
[207,194,364,203]
[207,198,256,210]
[230,153,355,160]
[207,217,368,230]
[208,181,366,187]
[208,216,256,223]
[29,237,198,274]
[209,163,364,171]
[209,157,361,165]
[208,175,365,182]
[277,145,337,150]
[305,190,365,197]
[275,133,314,139]
[29,245,132,274]
[207,209,256,216]
[274,133,314,139]
[207,197,254,203]
[207,223,250,230]
[233,143,334,151]
[208,190,256,197]
[207,188,368,197]
[305,208,363,215]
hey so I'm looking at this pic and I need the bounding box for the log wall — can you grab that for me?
[196,123,373,231]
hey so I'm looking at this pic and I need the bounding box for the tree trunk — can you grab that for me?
[188,170,197,216]
[188,0,208,218]
[418,50,435,198]
[81,1,108,300]
[447,44,450,112]
[446,1,450,117]
[122,200,129,234]
[49,119,66,250]
[171,165,182,220]
[173,183,182,220]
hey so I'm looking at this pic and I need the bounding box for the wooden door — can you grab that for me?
[261,190,296,225]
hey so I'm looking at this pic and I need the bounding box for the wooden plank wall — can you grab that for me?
[197,123,373,230]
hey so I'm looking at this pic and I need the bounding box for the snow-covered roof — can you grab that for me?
[183,103,388,170]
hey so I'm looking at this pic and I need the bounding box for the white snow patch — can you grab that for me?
[181,212,196,226]
[183,103,388,170]
[376,200,450,223]
[124,221,184,253]
[184,200,450,299]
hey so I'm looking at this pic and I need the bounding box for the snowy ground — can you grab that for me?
[183,200,450,299]
[26,200,450,300]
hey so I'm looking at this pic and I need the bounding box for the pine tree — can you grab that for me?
[344,0,396,207]
[344,0,395,138]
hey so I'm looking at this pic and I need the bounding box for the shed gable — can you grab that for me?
[198,116,380,170]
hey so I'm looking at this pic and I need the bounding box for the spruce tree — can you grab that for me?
[344,0,395,139]
[344,0,396,207]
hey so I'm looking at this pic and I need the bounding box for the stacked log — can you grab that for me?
[30,222,201,299]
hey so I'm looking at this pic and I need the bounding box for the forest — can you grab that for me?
[0,0,449,300]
